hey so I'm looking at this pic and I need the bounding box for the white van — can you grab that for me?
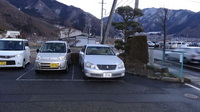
[0,38,30,68]
[166,41,188,49]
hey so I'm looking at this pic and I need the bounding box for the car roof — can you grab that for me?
[45,41,67,44]
[86,44,110,47]
[0,38,27,41]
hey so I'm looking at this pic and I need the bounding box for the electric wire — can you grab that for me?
[185,0,200,3]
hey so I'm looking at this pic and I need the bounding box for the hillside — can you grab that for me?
[7,0,101,36]
[2,0,200,39]
[0,0,58,38]
[110,8,200,38]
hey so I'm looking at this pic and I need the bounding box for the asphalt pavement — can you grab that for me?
[0,63,200,112]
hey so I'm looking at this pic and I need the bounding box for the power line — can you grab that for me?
[104,0,134,17]
[116,0,124,7]
[186,0,200,3]
[127,0,135,6]
[117,0,132,7]
[122,0,133,5]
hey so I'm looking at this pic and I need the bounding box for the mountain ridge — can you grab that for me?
[1,0,200,39]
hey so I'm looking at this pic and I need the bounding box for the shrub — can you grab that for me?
[71,53,79,64]
[127,35,149,64]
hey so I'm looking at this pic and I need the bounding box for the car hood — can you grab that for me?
[37,53,66,60]
[0,51,24,55]
[85,55,123,64]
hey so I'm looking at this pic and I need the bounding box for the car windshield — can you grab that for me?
[0,40,24,50]
[86,46,115,55]
[40,43,66,53]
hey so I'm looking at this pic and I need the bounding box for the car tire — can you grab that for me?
[64,66,68,73]
[81,65,89,79]
[83,74,88,79]
[165,54,170,60]
[20,59,26,69]
[183,57,189,64]
[35,70,40,74]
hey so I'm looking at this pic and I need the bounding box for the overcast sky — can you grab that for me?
[57,0,200,19]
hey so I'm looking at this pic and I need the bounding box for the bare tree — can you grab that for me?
[157,8,168,67]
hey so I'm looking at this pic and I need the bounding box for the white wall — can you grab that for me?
[60,28,82,39]
[75,36,96,46]
[76,36,88,46]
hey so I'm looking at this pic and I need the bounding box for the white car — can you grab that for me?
[147,41,155,47]
[165,47,200,64]
[79,44,125,78]
[34,41,71,72]
[0,38,30,68]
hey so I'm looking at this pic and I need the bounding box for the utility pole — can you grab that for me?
[135,0,139,9]
[100,0,105,43]
[101,0,117,44]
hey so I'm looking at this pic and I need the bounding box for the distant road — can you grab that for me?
[152,49,200,69]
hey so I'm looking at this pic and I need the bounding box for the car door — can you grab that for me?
[79,45,86,66]
[170,49,183,60]
[24,41,30,64]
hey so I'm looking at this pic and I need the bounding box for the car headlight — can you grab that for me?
[57,56,66,60]
[118,62,125,69]
[15,54,23,57]
[85,62,96,69]
[36,56,42,60]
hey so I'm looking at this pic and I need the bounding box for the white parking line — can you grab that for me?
[71,65,75,80]
[15,65,124,82]
[16,68,34,81]
[16,78,124,82]
[185,83,200,91]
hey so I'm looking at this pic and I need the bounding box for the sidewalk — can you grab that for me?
[154,63,200,86]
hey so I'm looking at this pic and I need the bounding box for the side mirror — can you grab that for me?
[115,52,119,56]
[80,51,84,55]
[36,49,39,53]
[25,46,29,50]
[67,49,71,53]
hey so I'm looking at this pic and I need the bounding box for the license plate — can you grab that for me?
[103,73,112,77]
[50,63,58,68]
[0,62,6,65]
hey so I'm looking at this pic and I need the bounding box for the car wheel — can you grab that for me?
[35,70,40,74]
[165,54,170,60]
[81,65,84,72]
[21,59,26,69]
[183,57,189,64]
[83,74,89,79]
[68,60,71,66]
[81,65,88,79]
[65,66,68,72]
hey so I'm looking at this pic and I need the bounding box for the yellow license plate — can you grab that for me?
[0,62,6,65]
[50,63,58,68]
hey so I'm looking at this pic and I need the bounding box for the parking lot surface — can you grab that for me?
[0,63,200,112]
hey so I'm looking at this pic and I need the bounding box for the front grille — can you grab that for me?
[97,65,116,70]
[40,63,59,69]
[0,55,15,59]
[89,73,123,77]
